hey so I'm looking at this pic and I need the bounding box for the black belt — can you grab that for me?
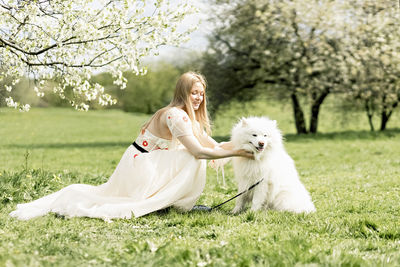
[132,141,148,153]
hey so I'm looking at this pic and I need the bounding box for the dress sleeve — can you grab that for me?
[165,108,194,138]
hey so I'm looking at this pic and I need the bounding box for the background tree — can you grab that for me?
[202,0,348,134]
[93,62,181,114]
[343,0,400,131]
[0,0,195,111]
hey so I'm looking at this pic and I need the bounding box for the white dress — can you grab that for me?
[9,107,206,220]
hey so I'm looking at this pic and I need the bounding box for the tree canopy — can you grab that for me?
[0,0,195,111]
[343,0,400,131]
[203,0,400,133]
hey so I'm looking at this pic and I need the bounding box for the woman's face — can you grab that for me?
[190,82,204,111]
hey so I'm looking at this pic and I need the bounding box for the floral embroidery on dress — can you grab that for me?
[165,108,193,137]
[134,129,169,152]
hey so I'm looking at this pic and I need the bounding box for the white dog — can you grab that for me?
[231,117,316,214]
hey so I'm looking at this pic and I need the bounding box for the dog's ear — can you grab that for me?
[240,118,248,127]
[272,120,277,127]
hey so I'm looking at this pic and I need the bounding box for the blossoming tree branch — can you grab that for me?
[0,0,195,111]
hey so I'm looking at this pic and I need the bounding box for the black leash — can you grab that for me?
[192,178,264,212]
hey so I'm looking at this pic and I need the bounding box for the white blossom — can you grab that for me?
[0,0,195,111]
[5,97,17,108]
[34,87,45,98]
[20,104,30,112]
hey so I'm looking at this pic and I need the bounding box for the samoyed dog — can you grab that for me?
[231,117,316,214]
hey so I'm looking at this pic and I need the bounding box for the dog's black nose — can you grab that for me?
[258,142,264,147]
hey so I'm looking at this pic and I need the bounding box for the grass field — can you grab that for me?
[1,100,400,266]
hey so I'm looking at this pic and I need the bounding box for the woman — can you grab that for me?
[10,72,253,221]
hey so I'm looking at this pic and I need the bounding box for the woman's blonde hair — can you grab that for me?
[141,71,211,139]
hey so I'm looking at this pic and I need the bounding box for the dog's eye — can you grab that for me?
[264,134,268,137]
[252,134,257,137]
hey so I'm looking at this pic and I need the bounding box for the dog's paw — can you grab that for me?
[250,206,261,212]
[250,202,264,211]
[232,206,244,214]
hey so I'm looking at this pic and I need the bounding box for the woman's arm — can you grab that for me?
[196,132,219,148]
[178,135,253,160]
[218,141,234,150]
[199,134,234,150]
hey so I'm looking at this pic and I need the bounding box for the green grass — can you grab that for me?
[0,108,149,173]
[1,102,400,266]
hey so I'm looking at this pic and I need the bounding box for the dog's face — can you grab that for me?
[241,123,269,153]
[231,117,282,159]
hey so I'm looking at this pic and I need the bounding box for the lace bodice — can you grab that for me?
[135,129,170,152]
[134,107,194,152]
[165,107,193,138]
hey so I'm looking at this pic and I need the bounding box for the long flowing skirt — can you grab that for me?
[9,146,206,220]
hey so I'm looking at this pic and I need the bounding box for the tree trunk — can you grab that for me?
[380,101,398,131]
[365,100,375,132]
[309,89,330,134]
[291,93,308,134]
[380,111,389,131]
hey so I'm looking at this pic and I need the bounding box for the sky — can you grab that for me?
[152,0,213,62]
[89,0,212,64]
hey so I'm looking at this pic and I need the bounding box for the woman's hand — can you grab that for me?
[234,149,255,159]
